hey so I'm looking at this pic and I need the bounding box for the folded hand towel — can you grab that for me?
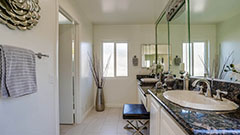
[0,45,37,98]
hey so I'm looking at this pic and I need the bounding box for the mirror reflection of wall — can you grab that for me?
[189,0,240,81]
[155,11,170,71]
[168,2,188,76]
[165,0,240,82]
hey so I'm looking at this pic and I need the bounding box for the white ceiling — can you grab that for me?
[190,0,240,24]
[69,0,169,24]
[67,0,240,25]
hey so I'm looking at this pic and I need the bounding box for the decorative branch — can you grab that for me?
[88,53,111,88]
[218,51,234,79]
[199,55,210,77]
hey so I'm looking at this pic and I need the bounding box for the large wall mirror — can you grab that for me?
[188,0,240,81]
[155,0,188,75]
[160,0,240,82]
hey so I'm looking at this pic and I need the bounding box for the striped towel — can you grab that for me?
[0,45,37,98]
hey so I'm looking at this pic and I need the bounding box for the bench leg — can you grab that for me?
[124,120,134,129]
[124,120,149,135]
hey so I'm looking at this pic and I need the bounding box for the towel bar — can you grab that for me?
[35,52,49,59]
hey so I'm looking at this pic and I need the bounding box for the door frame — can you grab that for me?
[58,6,80,124]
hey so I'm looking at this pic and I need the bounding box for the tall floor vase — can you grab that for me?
[96,87,105,112]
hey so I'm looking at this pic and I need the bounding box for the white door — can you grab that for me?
[59,24,74,124]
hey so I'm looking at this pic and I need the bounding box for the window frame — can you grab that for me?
[101,41,129,78]
[182,41,208,76]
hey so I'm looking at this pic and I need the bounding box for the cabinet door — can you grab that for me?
[137,86,147,107]
[150,97,161,135]
[137,87,141,104]
[160,109,186,135]
[146,94,152,112]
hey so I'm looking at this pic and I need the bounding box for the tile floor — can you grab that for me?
[60,107,149,135]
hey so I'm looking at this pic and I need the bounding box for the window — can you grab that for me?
[103,42,115,77]
[103,42,128,77]
[182,42,206,76]
[182,43,191,73]
[193,42,205,76]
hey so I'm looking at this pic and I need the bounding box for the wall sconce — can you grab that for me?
[132,55,138,66]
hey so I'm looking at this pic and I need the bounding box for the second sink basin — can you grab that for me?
[163,90,239,111]
[140,78,159,83]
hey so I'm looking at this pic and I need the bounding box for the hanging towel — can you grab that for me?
[0,45,37,98]
[0,47,8,97]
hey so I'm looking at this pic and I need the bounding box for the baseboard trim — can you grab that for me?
[105,103,123,108]
[78,105,93,124]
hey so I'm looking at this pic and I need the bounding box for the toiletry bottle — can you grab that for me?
[184,73,189,90]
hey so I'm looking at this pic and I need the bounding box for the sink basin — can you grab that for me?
[140,78,159,83]
[163,90,239,111]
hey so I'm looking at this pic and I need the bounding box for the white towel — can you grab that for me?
[0,45,37,98]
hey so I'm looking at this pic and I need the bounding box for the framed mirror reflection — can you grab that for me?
[141,44,169,70]
[189,0,240,82]
[155,0,240,82]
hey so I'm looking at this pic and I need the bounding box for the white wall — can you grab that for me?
[0,0,59,135]
[217,13,240,81]
[59,0,94,123]
[0,0,94,134]
[94,24,155,107]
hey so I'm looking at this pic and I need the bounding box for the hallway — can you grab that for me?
[60,108,149,135]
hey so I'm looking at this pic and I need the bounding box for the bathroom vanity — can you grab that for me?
[148,87,240,135]
[137,74,240,135]
[137,77,187,134]
[137,76,240,135]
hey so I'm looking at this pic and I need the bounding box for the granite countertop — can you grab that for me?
[140,86,240,135]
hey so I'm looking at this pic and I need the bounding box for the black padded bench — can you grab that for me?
[123,104,150,135]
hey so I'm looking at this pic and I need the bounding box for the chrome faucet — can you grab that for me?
[192,79,212,98]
